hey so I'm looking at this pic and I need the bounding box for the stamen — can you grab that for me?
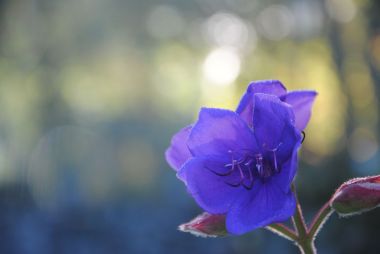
[244,158,253,166]
[237,164,245,180]
[255,155,264,177]
[242,167,254,190]
[224,160,255,189]
[224,163,245,188]
[273,151,278,172]
[208,148,282,189]
[266,143,282,173]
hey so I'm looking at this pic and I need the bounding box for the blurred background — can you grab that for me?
[0,0,379,253]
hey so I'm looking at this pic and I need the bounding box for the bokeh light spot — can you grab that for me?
[202,47,241,86]
[203,12,251,50]
[257,5,294,41]
[326,0,357,23]
[349,127,378,163]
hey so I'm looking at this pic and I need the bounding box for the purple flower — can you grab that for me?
[166,80,317,235]
[236,80,317,131]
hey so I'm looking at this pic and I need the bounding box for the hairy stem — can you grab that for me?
[308,202,333,241]
[296,240,316,254]
[266,184,334,254]
[292,200,308,237]
[266,223,297,241]
[291,184,316,254]
[291,184,308,237]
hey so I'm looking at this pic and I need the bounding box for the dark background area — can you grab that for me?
[0,0,379,253]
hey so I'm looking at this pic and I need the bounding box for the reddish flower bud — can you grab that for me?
[178,212,227,237]
[330,175,380,217]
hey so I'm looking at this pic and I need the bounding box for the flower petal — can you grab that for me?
[188,108,258,157]
[271,142,300,192]
[252,93,301,189]
[226,182,296,234]
[235,92,253,126]
[281,90,317,131]
[178,157,245,214]
[236,80,287,126]
[247,80,287,95]
[165,125,193,171]
[253,93,301,148]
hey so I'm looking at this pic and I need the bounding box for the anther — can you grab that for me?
[255,155,264,177]
[242,167,254,190]
[207,149,259,190]
[273,152,278,172]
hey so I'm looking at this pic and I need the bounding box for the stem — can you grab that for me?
[266,223,297,241]
[266,184,334,254]
[291,184,308,237]
[308,201,333,238]
[296,240,316,254]
[292,200,308,237]
[291,184,316,254]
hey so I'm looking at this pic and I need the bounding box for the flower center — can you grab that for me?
[207,146,282,190]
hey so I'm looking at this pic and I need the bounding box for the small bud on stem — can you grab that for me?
[178,212,227,237]
[330,175,380,217]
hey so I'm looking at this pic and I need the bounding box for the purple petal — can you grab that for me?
[253,93,301,151]
[235,92,255,127]
[188,108,258,157]
[165,125,192,171]
[178,157,246,214]
[281,90,317,131]
[226,182,296,234]
[246,80,287,96]
[236,80,287,126]
[271,142,300,192]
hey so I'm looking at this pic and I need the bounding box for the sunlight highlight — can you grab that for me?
[202,47,241,86]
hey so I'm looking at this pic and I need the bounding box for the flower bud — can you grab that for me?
[178,212,227,237]
[330,175,380,217]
